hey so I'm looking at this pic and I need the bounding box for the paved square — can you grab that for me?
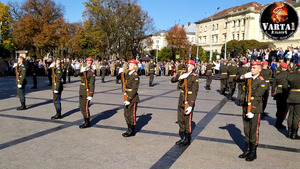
[0,75,299,169]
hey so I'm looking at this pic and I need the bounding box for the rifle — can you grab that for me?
[52,67,56,90]
[15,65,20,85]
[83,71,89,97]
[120,72,127,101]
[246,78,252,115]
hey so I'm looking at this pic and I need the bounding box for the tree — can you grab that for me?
[165,25,189,61]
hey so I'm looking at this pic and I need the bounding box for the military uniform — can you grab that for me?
[286,70,300,139]
[115,61,122,84]
[275,65,282,75]
[149,62,155,86]
[205,63,213,90]
[227,64,237,100]
[65,61,72,83]
[220,63,228,95]
[101,60,107,83]
[51,66,63,119]
[110,62,115,76]
[74,66,95,128]
[171,69,199,146]
[260,67,272,112]
[237,66,248,105]
[271,69,289,128]
[16,64,27,110]
[234,69,266,161]
[30,60,38,89]
[288,65,296,74]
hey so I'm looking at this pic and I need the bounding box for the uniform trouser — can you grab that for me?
[124,102,138,125]
[243,110,261,145]
[237,83,244,102]
[228,82,236,97]
[111,68,114,76]
[206,74,212,86]
[67,71,71,82]
[220,79,227,91]
[62,71,66,83]
[262,89,269,112]
[79,95,90,118]
[101,69,106,81]
[178,96,194,134]
[33,74,37,86]
[53,92,62,111]
[276,98,289,124]
[96,69,100,76]
[47,69,52,85]
[287,103,300,130]
[149,73,154,85]
[17,86,26,104]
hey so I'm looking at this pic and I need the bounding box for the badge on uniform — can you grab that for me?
[135,78,138,81]
[261,84,266,88]
[195,79,199,82]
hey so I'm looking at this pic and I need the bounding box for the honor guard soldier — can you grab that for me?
[74,57,96,129]
[115,59,122,84]
[101,59,107,83]
[149,59,155,87]
[234,61,266,162]
[171,60,199,146]
[61,59,67,84]
[120,59,140,137]
[286,63,300,139]
[237,60,248,106]
[288,62,296,74]
[30,56,38,89]
[50,59,64,119]
[220,60,228,95]
[14,57,28,110]
[65,58,72,83]
[260,61,272,115]
[227,61,237,100]
[205,61,213,90]
[271,62,289,129]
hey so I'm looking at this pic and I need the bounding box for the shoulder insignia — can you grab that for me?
[135,77,139,81]
[259,76,264,81]
[195,79,199,82]
[261,84,266,88]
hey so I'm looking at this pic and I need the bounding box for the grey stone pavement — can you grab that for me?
[0,75,299,169]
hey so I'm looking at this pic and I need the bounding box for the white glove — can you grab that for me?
[54,90,58,93]
[246,112,254,119]
[17,84,22,88]
[49,62,55,68]
[13,63,18,68]
[179,73,189,80]
[87,96,92,101]
[185,106,192,115]
[80,67,87,73]
[124,101,130,106]
[244,72,253,79]
[118,68,124,74]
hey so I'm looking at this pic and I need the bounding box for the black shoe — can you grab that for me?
[51,110,62,120]
[287,128,292,138]
[79,118,91,129]
[102,81,106,83]
[275,123,286,129]
[291,129,300,140]
[31,86,37,89]
[175,131,185,145]
[245,144,257,162]
[17,102,27,111]
[122,124,135,137]
[179,133,191,147]
[239,142,250,158]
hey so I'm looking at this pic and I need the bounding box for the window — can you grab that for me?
[203,36,207,43]
[191,37,194,42]
[242,33,245,40]
[200,26,202,32]
[237,20,240,27]
[223,34,227,42]
[232,33,235,39]
[216,24,218,30]
[232,21,235,27]
[224,22,227,29]
[199,37,202,44]
[237,34,239,40]
[243,19,246,26]
[241,19,244,26]
[212,25,214,31]
[215,35,218,43]
[205,26,207,32]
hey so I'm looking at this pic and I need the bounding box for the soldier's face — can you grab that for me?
[86,61,92,68]
[128,63,137,70]
[18,58,23,64]
[251,65,262,76]
[187,64,194,72]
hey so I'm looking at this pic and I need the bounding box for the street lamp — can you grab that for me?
[0,21,2,44]
[206,7,220,61]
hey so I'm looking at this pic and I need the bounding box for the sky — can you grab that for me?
[2,0,276,31]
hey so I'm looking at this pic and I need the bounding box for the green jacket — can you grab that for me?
[74,69,96,97]
[220,65,228,79]
[287,71,300,103]
[149,63,155,74]
[271,71,289,99]
[125,70,140,103]
[16,64,27,86]
[227,65,237,82]
[205,64,213,76]
[260,68,272,89]
[52,66,63,92]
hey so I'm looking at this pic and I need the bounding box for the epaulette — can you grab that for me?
[192,73,197,76]
[259,76,264,81]
[90,69,95,73]
[133,72,138,76]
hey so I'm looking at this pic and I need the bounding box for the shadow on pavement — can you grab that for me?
[136,113,152,133]
[261,112,288,137]
[62,107,80,118]
[219,124,245,151]
[90,108,119,126]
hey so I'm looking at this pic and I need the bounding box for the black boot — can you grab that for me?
[245,144,257,162]
[175,131,185,145]
[221,89,225,95]
[239,142,250,158]
[179,133,191,147]
[287,128,292,138]
[291,129,300,140]
[122,124,135,137]
[207,86,211,90]
[79,118,91,129]
[51,110,62,120]
[17,102,27,111]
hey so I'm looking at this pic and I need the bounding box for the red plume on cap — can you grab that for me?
[262,61,268,65]
[241,60,247,64]
[128,59,138,64]
[185,60,195,66]
[280,62,288,68]
[85,57,93,62]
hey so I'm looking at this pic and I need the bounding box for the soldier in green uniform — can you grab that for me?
[227,61,237,100]
[237,60,248,105]
[220,60,228,95]
[74,57,96,129]
[149,59,155,87]
[260,61,272,114]
[61,59,67,84]
[275,58,284,75]
[101,59,107,83]
[65,58,72,83]
[234,61,266,162]
[171,60,199,146]
[115,59,122,84]
[14,57,27,110]
[288,62,296,74]
[30,56,38,89]
[121,59,140,137]
[271,62,289,129]
[286,62,300,139]
[205,61,213,90]
[50,59,64,119]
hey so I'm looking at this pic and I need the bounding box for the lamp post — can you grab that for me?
[206,7,220,61]
[0,21,2,44]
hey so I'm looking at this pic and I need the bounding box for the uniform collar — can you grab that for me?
[252,74,259,80]
[128,70,135,75]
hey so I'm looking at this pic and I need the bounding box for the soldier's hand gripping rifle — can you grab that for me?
[52,67,56,90]
[15,64,20,85]
[246,78,253,118]
[120,72,128,102]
